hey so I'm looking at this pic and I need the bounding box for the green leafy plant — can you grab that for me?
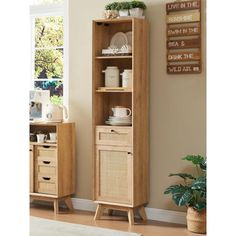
[130,1,147,9]
[164,155,206,212]
[117,2,131,10]
[105,2,119,10]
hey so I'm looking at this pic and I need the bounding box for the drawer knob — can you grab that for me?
[42,177,51,181]
[128,152,132,155]
[43,161,51,165]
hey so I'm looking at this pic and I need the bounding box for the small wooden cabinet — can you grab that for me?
[92,18,149,224]
[30,122,75,213]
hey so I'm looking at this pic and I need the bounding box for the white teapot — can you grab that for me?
[45,103,68,122]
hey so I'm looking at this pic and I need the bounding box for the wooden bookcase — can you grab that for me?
[30,122,75,213]
[92,18,149,224]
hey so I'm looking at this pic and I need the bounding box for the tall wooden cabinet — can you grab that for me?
[30,122,75,213]
[92,18,149,224]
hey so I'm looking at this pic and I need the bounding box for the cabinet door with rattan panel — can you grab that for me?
[95,145,133,206]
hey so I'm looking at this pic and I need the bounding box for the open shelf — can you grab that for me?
[96,87,132,93]
[30,141,57,147]
[96,55,132,59]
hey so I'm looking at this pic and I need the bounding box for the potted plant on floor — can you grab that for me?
[164,155,206,234]
[117,1,131,17]
[103,2,119,19]
[129,1,147,18]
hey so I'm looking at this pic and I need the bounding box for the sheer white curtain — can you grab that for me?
[30,0,64,5]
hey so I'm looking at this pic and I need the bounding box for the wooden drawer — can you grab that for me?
[37,166,56,175]
[37,156,56,167]
[38,174,56,183]
[96,126,132,146]
[36,175,57,194]
[37,182,56,194]
[37,146,57,158]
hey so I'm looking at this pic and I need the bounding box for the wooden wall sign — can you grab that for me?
[167,38,200,49]
[166,0,200,12]
[167,51,200,62]
[167,64,201,74]
[166,0,202,74]
[167,24,201,37]
[166,12,200,24]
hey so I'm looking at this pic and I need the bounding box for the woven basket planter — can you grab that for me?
[186,207,206,234]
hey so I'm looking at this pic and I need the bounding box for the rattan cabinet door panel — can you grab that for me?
[96,145,133,205]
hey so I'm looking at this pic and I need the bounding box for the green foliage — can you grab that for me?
[130,1,147,9]
[117,2,131,10]
[50,95,63,105]
[35,49,63,79]
[105,1,146,10]
[105,2,119,10]
[164,155,206,212]
[35,16,63,48]
[34,17,63,79]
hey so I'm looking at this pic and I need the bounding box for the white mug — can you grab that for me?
[112,107,132,117]
[49,132,57,142]
[36,134,47,143]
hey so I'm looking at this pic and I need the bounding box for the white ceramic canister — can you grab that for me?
[121,69,132,88]
[102,66,120,87]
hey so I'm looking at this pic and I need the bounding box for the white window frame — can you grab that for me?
[29,0,69,109]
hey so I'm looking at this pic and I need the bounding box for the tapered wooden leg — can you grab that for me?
[54,199,59,214]
[94,204,104,220]
[64,198,74,212]
[138,206,147,221]
[128,209,134,225]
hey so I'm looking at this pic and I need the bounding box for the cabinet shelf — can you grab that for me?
[30,141,57,147]
[96,87,132,93]
[96,55,132,59]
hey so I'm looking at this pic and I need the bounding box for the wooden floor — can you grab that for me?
[30,203,204,236]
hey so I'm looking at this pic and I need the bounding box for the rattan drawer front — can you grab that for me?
[38,175,56,183]
[37,166,56,175]
[37,182,56,194]
[96,145,132,205]
[37,156,56,167]
[96,127,132,146]
[36,174,57,194]
[37,146,57,158]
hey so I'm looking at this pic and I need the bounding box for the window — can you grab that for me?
[30,0,67,106]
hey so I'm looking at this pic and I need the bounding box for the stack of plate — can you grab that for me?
[105,116,132,126]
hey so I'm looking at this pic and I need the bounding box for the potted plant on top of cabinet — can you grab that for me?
[117,1,131,17]
[103,2,119,19]
[164,155,207,234]
[129,0,146,18]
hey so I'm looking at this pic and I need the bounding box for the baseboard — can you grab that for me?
[71,198,186,225]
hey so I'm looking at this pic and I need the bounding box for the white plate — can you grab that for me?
[108,118,131,122]
[109,116,132,120]
[105,121,132,126]
[125,31,132,47]
[45,140,57,143]
[110,32,128,49]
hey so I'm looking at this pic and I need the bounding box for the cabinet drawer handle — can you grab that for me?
[42,177,51,181]
[110,129,118,134]
[29,149,33,152]
[128,152,132,155]
[43,161,51,164]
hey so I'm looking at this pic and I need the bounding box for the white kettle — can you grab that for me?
[44,103,68,122]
